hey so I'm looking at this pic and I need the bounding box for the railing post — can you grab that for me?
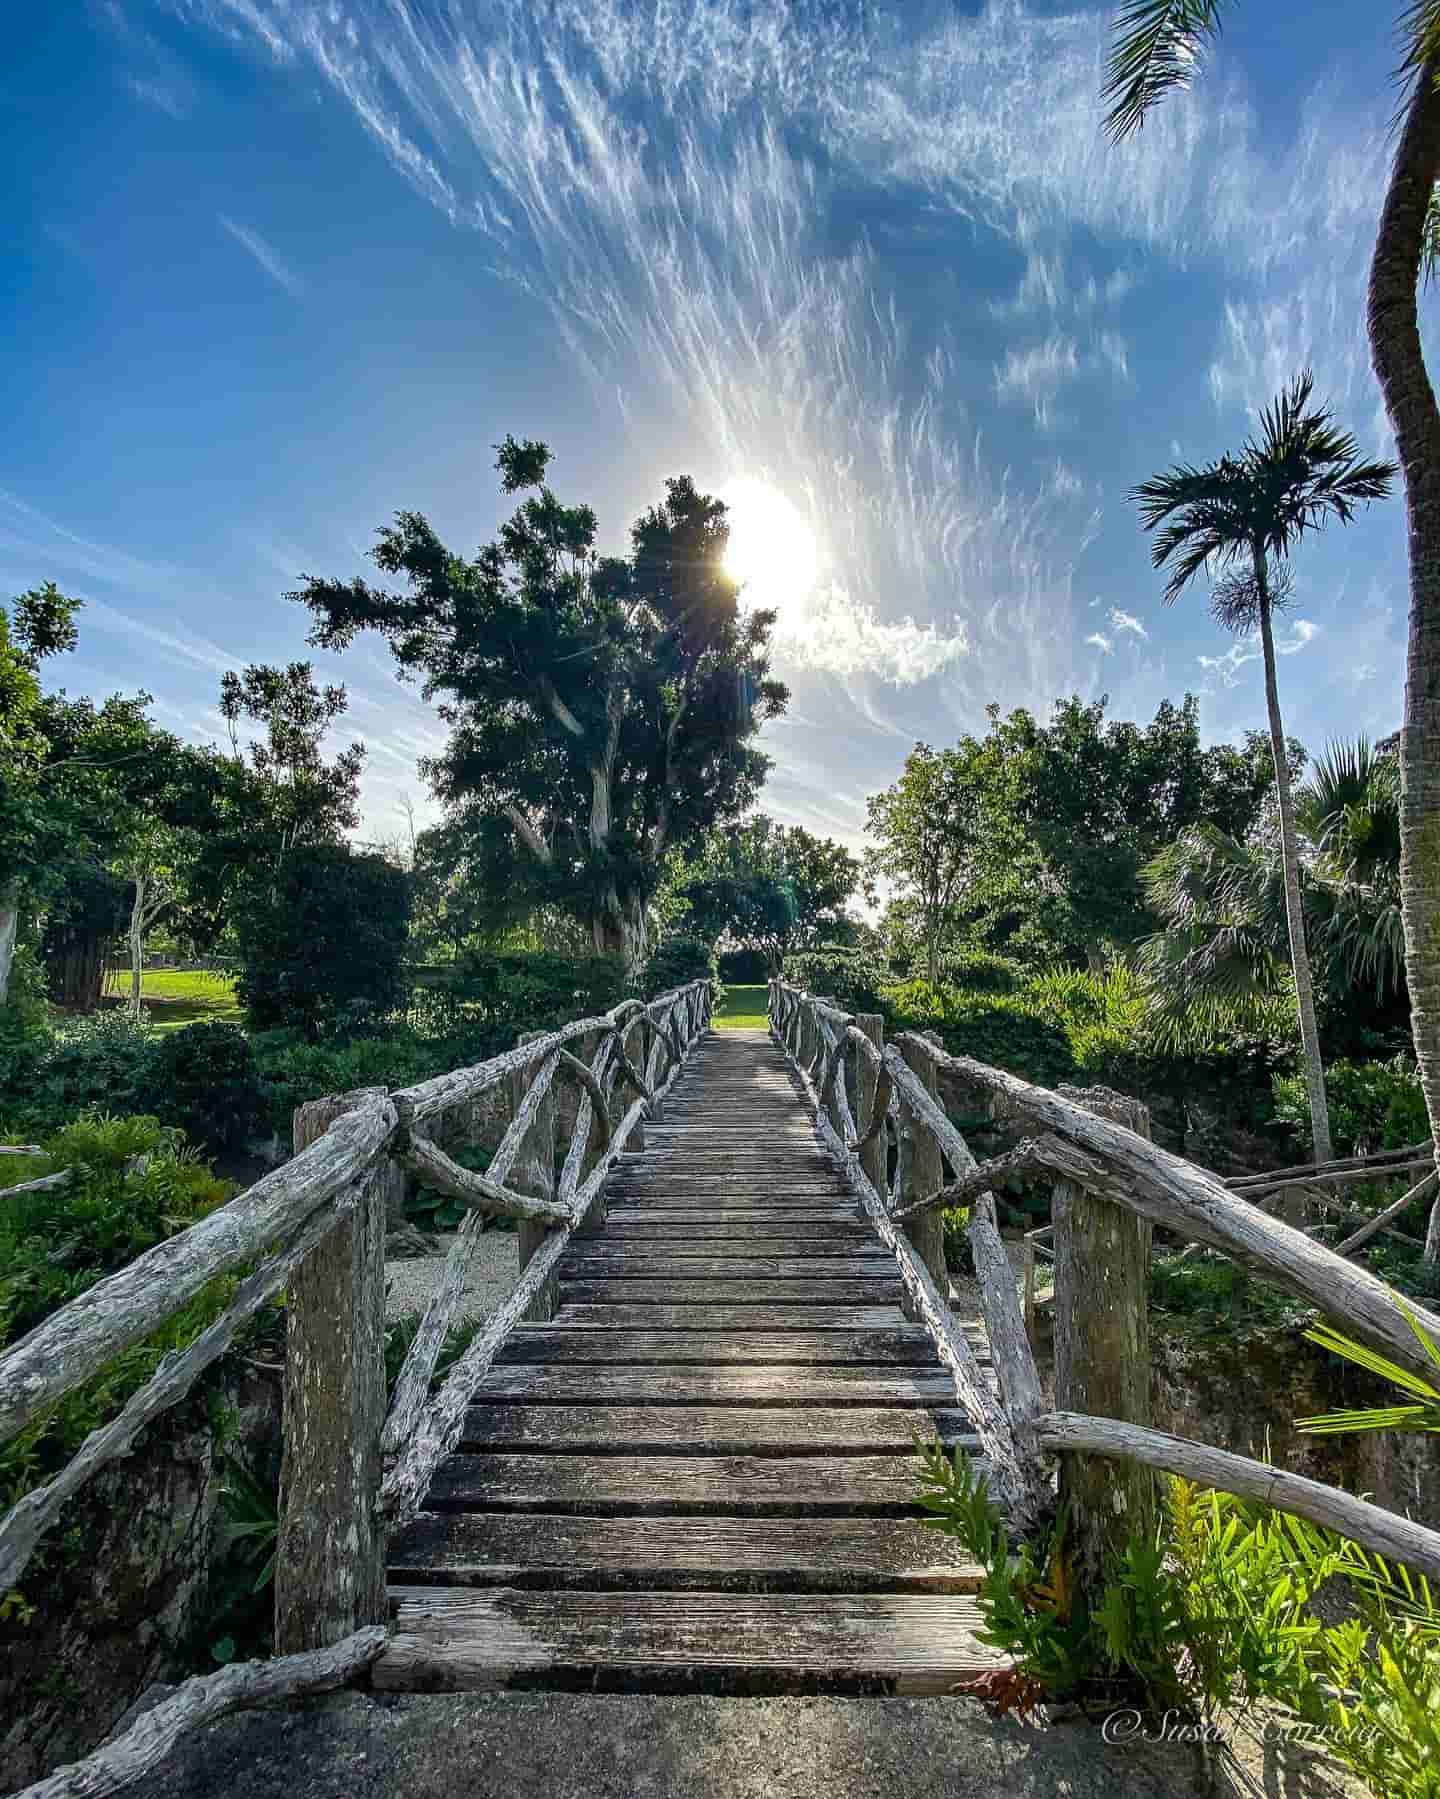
[510,1029,559,1323]
[620,1010,646,1154]
[853,1013,885,1199]
[897,1032,948,1307]
[1052,1086,1156,1583]
[274,1089,395,1654]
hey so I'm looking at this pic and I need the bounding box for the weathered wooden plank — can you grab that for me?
[374,1588,1004,1691]
[471,1365,969,1406]
[456,1404,979,1454]
[494,1328,941,1366]
[595,1220,873,1241]
[559,1278,906,1305]
[602,1205,861,1224]
[388,1512,983,1593]
[551,1305,911,1331]
[560,1254,900,1279]
[425,1452,948,1514]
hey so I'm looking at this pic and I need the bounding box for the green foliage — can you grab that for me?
[233,843,411,1038]
[919,1445,1440,1794]
[1148,1251,1317,1340]
[0,1119,279,1609]
[784,944,890,1015]
[1297,1311,1440,1437]
[718,946,770,983]
[933,945,1024,993]
[294,440,788,955]
[1273,1055,1428,1158]
[637,934,717,1000]
[678,816,859,968]
[137,1021,267,1154]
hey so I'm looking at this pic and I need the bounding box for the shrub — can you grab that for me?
[5,1011,156,1130]
[932,946,1024,994]
[1273,1055,1428,1158]
[137,1021,268,1154]
[784,944,889,1014]
[232,845,412,1039]
[638,935,718,1000]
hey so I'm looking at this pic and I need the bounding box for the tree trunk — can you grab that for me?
[0,894,17,1009]
[1256,567,1333,1167]
[47,932,109,1012]
[925,925,939,988]
[128,875,146,1020]
[1367,57,1440,1261]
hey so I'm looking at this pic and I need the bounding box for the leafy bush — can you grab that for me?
[920,1447,1440,1795]
[137,1021,268,1154]
[784,944,889,1014]
[638,934,718,1000]
[1148,1251,1316,1339]
[933,945,1024,993]
[1274,1054,1428,1158]
[2,1010,156,1129]
[0,1117,271,1601]
[232,845,412,1039]
[251,1029,451,1144]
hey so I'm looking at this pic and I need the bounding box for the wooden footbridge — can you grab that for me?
[381,1026,998,1692]
[6,978,1440,1797]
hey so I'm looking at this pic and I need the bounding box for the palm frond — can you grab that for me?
[1102,0,1229,140]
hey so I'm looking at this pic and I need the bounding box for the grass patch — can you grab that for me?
[712,983,770,1030]
[103,969,244,1033]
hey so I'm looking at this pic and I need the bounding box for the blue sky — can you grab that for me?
[2,0,1424,854]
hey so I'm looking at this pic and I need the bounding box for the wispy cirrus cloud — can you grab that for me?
[161,0,1408,836]
[217,214,305,298]
[1198,617,1320,687]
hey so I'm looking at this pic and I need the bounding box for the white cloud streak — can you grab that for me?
[217,213,305,297]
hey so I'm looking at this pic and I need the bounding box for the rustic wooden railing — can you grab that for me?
[0,978,711,1798]
[769,979,1440,1585]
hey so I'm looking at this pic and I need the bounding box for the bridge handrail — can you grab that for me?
[769,978,1440,1584]
[0,978,713,1616]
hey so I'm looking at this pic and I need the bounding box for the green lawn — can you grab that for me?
[109,968,244,1033]
[712,983,770,1031]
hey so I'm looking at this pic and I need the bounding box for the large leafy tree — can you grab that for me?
[1132,373,1396,1162]
[868,696,1281,978]
[679,816,860,971]
[1102,0,1440,1226]
[865,742,987,985]
[293,437,788,968]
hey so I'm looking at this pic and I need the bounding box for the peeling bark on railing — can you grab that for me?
[872,1042,1046,1490]
[15,1627,388,1799]
[0,1198,344,1594]
[771,990,1034,1523]
[275,1093,393,1655]
[392,1134,571,1226]
[1036,1412,1440,1584]
[0,1096,396,1447]
[922,1043,1440,1384]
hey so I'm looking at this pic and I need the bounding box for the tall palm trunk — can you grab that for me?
[1368,58,1440,1263]
[1256,551,1333,1166]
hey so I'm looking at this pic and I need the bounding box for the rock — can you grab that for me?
[386,1225,442,1260]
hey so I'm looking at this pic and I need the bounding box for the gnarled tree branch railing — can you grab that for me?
[770,980,1440,1586]
[0,977,712,1799]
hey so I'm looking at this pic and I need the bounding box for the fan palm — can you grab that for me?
[1132,375,1397,1162]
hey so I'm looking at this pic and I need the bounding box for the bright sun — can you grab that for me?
[721,478,818,622]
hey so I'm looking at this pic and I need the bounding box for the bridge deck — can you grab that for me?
[380,1028,1003,1693]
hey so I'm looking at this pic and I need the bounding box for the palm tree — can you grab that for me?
[1139,739,1408,1055]
[1102,0,1440,1253]
[1131,375,1397,1163]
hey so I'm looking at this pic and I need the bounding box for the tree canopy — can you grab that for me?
[678,815,860,970]
[293,437,788,966]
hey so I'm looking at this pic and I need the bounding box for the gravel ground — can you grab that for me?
[384,1230,519,1324]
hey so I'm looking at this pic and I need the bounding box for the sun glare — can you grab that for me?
[721,478,819,623]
